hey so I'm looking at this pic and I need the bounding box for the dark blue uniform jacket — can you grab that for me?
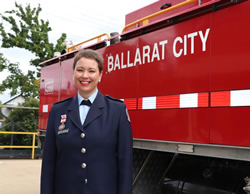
[41,91,133,194]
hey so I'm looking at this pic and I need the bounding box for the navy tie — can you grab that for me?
[81,99,92,107]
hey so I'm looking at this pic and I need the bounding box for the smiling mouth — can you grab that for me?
[80,81,90,85]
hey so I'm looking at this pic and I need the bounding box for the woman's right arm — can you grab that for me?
[40,106,57,194]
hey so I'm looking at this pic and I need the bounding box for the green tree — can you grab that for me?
[0,57,40,98]
[0,98,39,146]
[0,100,3,119]
[0,53,7,71]
[0,2,66,67]
[0,2,66,98]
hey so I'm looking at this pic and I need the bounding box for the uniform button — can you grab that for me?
[85,179,88,184]
[81,163,87,168]
[80,133,85,138]
[81,148,86,154]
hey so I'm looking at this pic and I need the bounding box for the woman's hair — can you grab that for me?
[73,49,103,72]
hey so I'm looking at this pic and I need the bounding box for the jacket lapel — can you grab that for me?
[68,96,83,131]
[83,91,105,128]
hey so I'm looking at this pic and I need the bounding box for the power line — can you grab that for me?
[45,10,122,29]
[42,12,123,34]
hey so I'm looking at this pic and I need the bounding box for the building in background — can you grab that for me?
[0,94,25,117]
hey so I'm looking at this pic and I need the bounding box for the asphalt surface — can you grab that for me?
[0,159,42,194]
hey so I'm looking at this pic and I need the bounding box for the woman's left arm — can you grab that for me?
[117,103,133,194]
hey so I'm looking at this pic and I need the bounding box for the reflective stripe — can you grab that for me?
[42,89,250,112]
[231,89,250,106]
[180,93,198,108]
[211,91,230,107]
[156,95,179,109]
[211,89,250,107]
[136,92,209,110]
[198,93,209,107]
[123,98,137,110]
[142,96,156,109]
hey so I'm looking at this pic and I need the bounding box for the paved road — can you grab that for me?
[0,159,42,194]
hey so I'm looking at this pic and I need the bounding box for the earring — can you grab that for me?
[99,80,101,82]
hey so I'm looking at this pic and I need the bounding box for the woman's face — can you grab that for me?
[73,57,102,99]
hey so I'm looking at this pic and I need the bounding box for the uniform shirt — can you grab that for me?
[78,89,98,125]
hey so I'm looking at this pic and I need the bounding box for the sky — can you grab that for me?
[0,0,154,102]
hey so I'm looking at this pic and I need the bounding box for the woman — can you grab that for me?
[41,49,133,194]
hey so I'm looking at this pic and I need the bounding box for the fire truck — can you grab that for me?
[38,0,250,193]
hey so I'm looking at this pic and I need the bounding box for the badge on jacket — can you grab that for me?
[58,114,69,135]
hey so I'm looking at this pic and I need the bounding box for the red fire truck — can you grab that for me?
[38,0,250,193]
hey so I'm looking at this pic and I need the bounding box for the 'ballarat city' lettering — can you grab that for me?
[107,28,210,73]
[173,28,210,57]
[108,40,168,73]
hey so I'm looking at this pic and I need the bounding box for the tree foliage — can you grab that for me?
[0,100,3,119]
[0,54,40,97]
[0,2,66,67]
[0,98,39,146]
[0,53,7,71]
[0,2,67,98]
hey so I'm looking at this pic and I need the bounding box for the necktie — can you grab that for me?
[81,99,92,107]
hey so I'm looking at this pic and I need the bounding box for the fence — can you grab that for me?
[0,105,39,159]
[0,131,38,159]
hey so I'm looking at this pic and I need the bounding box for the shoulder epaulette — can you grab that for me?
[54,97,73,105]
[105,95,123,103]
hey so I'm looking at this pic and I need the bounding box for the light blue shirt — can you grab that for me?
[78,89,98,125]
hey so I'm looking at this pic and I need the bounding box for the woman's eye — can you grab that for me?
[77,69,83,72]
[89,70,95,73]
